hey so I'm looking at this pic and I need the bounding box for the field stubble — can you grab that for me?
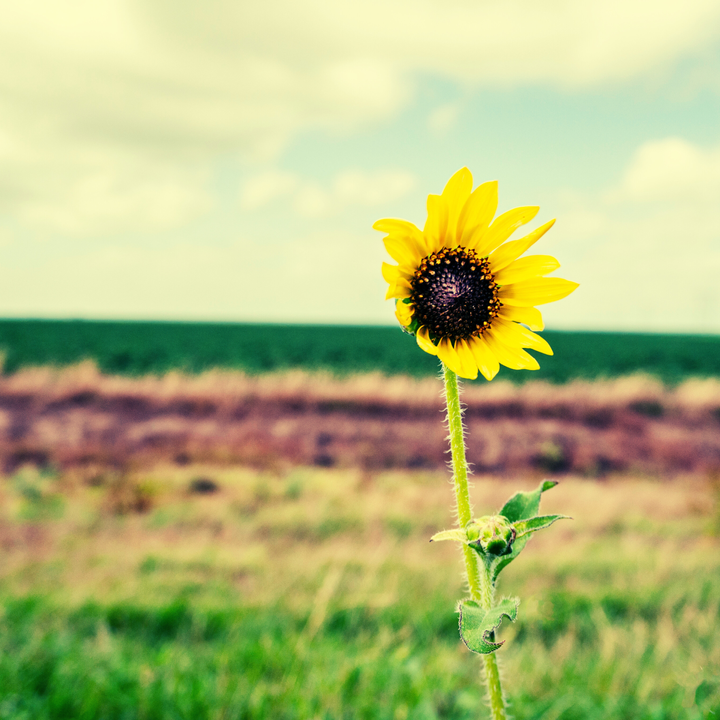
[1,363,720,480]
[0,459,719,718]
[0,366,719,718]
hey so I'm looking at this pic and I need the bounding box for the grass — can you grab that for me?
[0,464,718,718]
[2,318,720,383]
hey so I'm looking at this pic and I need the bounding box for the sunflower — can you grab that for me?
[374,167,578,380]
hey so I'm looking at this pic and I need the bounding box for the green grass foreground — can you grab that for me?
[1,319,720,382]
[0,467,718,718]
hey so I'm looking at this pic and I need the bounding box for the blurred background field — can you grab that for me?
[0,466,718,719]
[0,321,719,718]
[3,319,720,384]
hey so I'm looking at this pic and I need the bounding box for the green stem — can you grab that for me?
[442,363,508,720]
[482,652,507,720]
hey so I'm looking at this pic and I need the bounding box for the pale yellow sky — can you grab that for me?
[1,1,720,331]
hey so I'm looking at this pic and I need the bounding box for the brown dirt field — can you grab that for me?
[1,363,720,479]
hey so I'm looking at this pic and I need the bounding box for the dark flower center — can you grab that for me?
[410,247,501,342]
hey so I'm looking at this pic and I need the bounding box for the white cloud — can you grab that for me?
[294,184,333,219]
[333,170,417,208]
[0,231,389,324]
[0,1,719,235]
[18,162,212,237]
[241,169,417,217]
[239,171,299,210]
[428,103,461,134]
[614,137,720,203]
[545,137,720,332]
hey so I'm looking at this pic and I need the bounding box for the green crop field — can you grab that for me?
[0,466,718,719]
[1,319,720,383]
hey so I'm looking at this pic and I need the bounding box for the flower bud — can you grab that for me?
[466,515,516,556]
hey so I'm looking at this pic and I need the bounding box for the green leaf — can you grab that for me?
[513,514,570,538]
[429,529,466,543]
[491,480,558,582]
[458,597,519,654]
[499,480,557,523]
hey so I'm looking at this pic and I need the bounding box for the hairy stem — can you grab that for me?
[442,363,508,720]
[482,652,507,720]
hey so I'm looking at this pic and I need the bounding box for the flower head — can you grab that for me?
[374,167,578,380]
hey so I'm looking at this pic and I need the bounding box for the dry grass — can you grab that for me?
[0,462,716,611]
[1,458,718,718]
[2,365,719,717]
[1,363,720,479]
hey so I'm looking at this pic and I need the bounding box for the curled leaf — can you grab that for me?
[458,597,519,654]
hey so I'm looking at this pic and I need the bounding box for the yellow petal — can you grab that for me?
[373,218,423,241]
[423,194,448,253]
[441,167,473,246]
[437,337,466,376]
[499,277,579,307]
[442,167,473,203]
[492,317,553,355]
[468,335,500,381]
[383,262,414,283]
[485,330,540,370]
[494,255,560,285]
[416,326,439,356]
[497,306,545,331]
[457,180,498,247]
[382,262,400,284]
[487,219,556,273]
[395,300,414,327]
[438,338,465,377]
[455,339,479,380]
[472,206,540,257]
[385,279,412,300]
[384,235,421,266]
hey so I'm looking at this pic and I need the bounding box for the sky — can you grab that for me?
[0,1,719,332]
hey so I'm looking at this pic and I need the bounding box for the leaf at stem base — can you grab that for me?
[458,597,519,654]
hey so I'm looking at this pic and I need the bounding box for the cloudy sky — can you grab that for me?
[1,0,719,332]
